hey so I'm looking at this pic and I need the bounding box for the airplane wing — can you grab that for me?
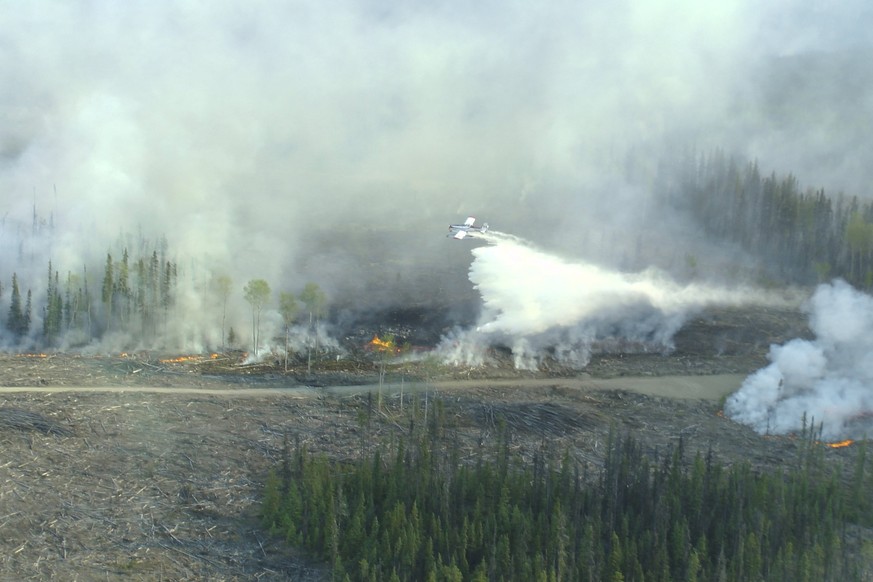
[464,216,476,227]
[453,230,468,240]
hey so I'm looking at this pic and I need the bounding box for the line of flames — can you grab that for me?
[159,354,220,363]
[160,356,200,363]
[825,439,854,449]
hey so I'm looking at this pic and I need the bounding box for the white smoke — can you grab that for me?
[241,322,342,365]
[437,232,780,370]
[1,1,869,352]
[726,280,873,440]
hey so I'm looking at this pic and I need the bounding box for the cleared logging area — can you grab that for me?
[0,389,329,580]
[0,353,859,580]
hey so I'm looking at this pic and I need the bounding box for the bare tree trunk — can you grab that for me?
[306,312,312,374]
[251,307,260,358]
[378,354,384,412]
[221,298,227,352]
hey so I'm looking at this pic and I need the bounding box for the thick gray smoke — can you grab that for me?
[0,1,870,350]
[726,280,873,440]
[437,232,783,370]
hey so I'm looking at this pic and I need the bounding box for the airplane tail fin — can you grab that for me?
[481,223,489,233]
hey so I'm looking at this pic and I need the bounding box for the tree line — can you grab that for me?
[2,237,328,354]
[660,150,873,288]
[261,401,871,581]
[3,242,179,347]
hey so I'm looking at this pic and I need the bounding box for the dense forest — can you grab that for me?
[1,220,183,348]
[659,151,873,288]
[261,401,871,581]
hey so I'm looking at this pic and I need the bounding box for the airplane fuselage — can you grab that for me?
[447,216,489,239]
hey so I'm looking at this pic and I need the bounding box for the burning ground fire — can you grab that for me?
[159,354,220,364]
[369,335,400,354]
[717,410,856,449]
[825,439,854,449]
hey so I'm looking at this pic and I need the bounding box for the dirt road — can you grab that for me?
[0,373,747,401]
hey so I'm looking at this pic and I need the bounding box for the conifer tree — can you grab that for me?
[24,289,32,336]
[101,253,113,331]
[259,416,862,581]
[7,273,24,339]
[134,258,148,338]
[43,262,63,344]
[115,249,130,328]
[148,250,159,331]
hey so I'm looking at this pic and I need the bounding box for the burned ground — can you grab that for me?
[0,305,859,580]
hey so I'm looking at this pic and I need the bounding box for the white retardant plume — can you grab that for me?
[437,232,779,370]
[726,280,873,440]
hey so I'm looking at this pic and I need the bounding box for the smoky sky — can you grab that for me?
[1,0,871,326]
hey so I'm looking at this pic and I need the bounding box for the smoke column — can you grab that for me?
[438,232,781,370]
[726,280,873,440]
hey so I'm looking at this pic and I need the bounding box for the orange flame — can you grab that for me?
[826,439,854,449]
[159,355,201,363]
[370,335,397,353]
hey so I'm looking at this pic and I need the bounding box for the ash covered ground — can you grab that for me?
[0,304,860,581]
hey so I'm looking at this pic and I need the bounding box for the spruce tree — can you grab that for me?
[43,263,63,344]
[7,273,23,338]
[101,253,113,330]
[24,289,32,336]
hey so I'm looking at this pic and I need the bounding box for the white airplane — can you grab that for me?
[448,216,489,240]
